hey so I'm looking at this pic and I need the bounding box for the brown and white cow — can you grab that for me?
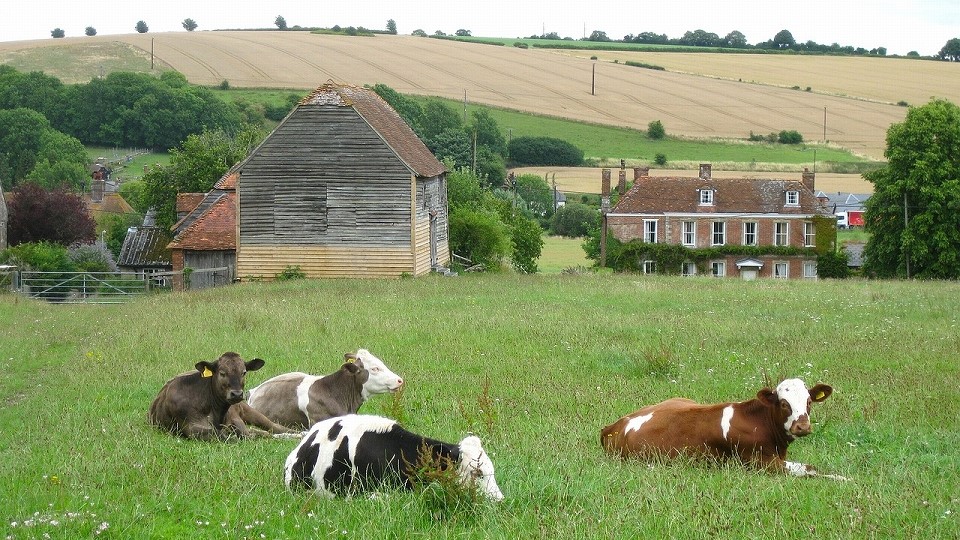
[246,349,403,430]
[600,378,846,479]
[148,352,299,440]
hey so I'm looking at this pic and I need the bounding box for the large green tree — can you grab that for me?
[863,99,960,279]
[939,38,960,61]
[143,124,265,230]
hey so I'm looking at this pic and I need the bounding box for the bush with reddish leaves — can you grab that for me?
[7,182,96,246]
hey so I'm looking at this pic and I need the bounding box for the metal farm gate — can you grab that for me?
[12,267,233,303]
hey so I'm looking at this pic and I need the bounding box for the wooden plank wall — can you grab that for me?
[238,246,420,279]
[184,250,236,289]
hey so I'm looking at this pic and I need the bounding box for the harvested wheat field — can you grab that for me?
[4,32,951,160]
[513,167,873,195]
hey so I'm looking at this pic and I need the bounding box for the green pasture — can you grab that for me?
[537,235,591,273]
[1,275,957,538]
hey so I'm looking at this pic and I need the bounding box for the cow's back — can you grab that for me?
[247,372,312,427]
[148,371,200,434]
[602,398,724,458]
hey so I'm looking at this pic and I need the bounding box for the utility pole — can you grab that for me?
[463,90,467,123]
[822,107,827,142]
[592,63,596,96]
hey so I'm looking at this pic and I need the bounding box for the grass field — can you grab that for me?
[1,275,957,538]
[6,31,957,159]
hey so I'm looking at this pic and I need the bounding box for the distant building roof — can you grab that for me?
[118,226,172,268]
[613,175,830,216]
[84,192,135,217]
[815,192,872,213]
[295,82,446,178]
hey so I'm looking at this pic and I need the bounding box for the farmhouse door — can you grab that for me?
[741,269,758,281]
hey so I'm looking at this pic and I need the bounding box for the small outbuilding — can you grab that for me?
[235,82,450,280]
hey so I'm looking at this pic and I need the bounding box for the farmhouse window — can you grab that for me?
[774,222,789,246]
[711,261,726,277]
[774,261,789,279]
[785,191,800,206]
[743,222,758,246]
[712,221,726,246]
[803,261,817,279]
[804,222,815,247]
[643,260,656,274]
[644,220,658,243]
[682,221,696,246]
[682,262,697,276]
[699,189,714,205]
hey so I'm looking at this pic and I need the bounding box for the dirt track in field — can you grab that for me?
[3,32,958,161]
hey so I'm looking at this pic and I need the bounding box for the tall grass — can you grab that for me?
[1,274,957,538]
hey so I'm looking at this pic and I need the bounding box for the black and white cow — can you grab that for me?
[246,349,402,429]
[284,414,504,501]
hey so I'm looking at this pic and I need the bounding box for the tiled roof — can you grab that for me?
[299,83,446,178]
[167,192,236,251]
[85,192,135,216]
[612,175,831,216]
[118,226,172,267]
[177,193,206,215]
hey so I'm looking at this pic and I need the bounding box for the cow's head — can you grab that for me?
[758,379,833,439]
[457,435,504,502]
[195,352,265,405]
[346,349,403,399]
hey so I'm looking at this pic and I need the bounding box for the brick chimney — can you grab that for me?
[91,179,105,203]
[618,169,626,196]
[801,167,815,191]
[699,163,712,180]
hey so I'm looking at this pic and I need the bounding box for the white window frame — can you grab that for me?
[711,261,726,277]
[785,191,800,206]
[644,219,658,243]
[712,221,726,246]
[699,189,714,205]
[643,260,656,274]
[774,261,789,279]
[682,221,696,246]
[774,221,789,246]
[803,261,818,279]
[803,222,815,247]
[743,221,758,246]
[682,262,697,277]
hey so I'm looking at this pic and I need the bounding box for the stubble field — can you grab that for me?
[4,32,958,160]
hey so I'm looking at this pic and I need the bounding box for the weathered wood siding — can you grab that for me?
[237,105,421,278]
[183,250,235,289]
[413,175,450,273]
[239,246,420,279]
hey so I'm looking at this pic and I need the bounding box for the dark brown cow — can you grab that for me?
[600,378,846,479]
[148,352,299,440]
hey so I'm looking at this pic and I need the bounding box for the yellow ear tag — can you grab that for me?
[815,391,825,400]
[202,367,213,378]
[346,358,355,364]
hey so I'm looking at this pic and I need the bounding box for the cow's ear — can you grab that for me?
[809,384,833,402]
[342,362,361,374]
[196,361,216,377]
[757,388,778,406]
[246,358,265,371]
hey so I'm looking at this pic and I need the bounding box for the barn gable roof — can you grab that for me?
[296,82,446,178]
[613,176,831,216]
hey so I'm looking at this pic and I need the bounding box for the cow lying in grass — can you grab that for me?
[284,414,504,501]
[246,349,403,429]
[600,378,847,479]
[148,352,299,440]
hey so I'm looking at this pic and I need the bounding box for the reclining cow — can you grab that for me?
[600,378,846,479]
[246,349,403,430]
[284,414,504,501]
[148,352,299,440]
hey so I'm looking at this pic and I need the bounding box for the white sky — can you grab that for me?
[1,0,957,56]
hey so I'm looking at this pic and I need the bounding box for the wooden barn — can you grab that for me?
[235,82,449,280]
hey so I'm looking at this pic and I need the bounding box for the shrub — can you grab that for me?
[507,213,543,274]
[68,241,118,272]
[647,120,666,140]
[449,209,511,270]
[513,42,528,49]
[507,136,583,166]
[817,251,850,279]
[275,265,306,281]
[551,202,599,238]
[654,153,667,166]
[777,130,804,144]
